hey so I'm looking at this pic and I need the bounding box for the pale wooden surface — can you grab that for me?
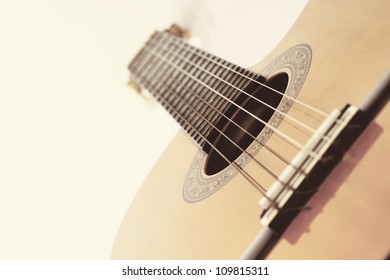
[113,0,390,259]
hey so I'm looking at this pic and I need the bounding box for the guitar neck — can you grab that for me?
[128,30,262,148]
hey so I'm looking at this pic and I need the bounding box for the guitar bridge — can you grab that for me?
[259,104,371,231]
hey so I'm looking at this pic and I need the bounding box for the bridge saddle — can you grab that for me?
[259,105,367,228]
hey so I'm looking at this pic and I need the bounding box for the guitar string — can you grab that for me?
[140,40,305,150]
[134,66,279,201]
[130,38,296,170]
[129,32,167,82]
[170,34,339,155]
[156,33,317,135]
[158,34,317,138]
[134,31,322,126]
[144,36,329,154]
[132,40,315,196]
[170,80,314,191]
[148,56,307,172]
[162,31,328,119]
[144,32,336,144]
[154,32,339,151]
[134,60,316,205]
[151,33,335,145]
[165,83,280,180]
[169,80,292,166]
[154,35,315,138]
[127,31,346,206]
[130,38,327,204]
[134,39,304,161]
[161,35,314,139]
[132,33,333,161]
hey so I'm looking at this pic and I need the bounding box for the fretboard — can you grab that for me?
[128,30,262,148]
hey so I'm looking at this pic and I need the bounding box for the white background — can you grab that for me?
[0,0,308,258]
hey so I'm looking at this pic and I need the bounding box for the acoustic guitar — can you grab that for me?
[112,0,390,259]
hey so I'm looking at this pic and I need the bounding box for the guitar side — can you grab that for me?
[113,0,390,259]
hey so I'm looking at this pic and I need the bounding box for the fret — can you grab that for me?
[156,69,182,106]
[206,65,242,124]
[182,55,215,127]
[203,66,252,136]
[205,62,235,110]
[199,58,229,107]
[129,31,262,148]
[193,75,226,133]
[145,46,177,105]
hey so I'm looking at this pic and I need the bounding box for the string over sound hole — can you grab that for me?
[203,73,289,175]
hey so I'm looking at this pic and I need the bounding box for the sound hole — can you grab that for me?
[203,72,289,176]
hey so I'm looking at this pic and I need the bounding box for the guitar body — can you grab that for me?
[113,0,390,259]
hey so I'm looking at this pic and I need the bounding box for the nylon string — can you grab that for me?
[129,31,333,200]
